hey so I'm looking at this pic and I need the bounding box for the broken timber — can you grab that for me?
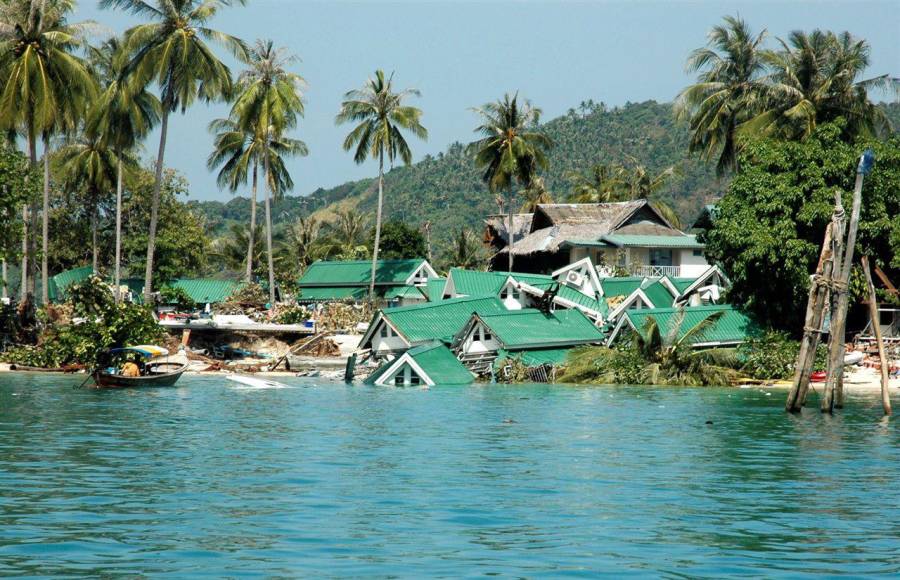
[861,256,892,416]
[785,191,844,412]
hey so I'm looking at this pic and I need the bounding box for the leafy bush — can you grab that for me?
[275,305,309,325]
[738,330,828,380]
[1,277,163,368]
[159,286,197,311]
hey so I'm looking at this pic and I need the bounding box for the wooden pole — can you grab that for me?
[861,256,891,415]
[822,150,873,413]
[786,191,842,412]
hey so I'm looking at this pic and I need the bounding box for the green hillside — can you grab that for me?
[194,99,899,256]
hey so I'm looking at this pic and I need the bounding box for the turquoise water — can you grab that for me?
[1,374,899,577]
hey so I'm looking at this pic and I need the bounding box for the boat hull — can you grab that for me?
[94,362,187,389]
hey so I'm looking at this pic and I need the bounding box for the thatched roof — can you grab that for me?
[499,200,684,256]
[483,213,534,245]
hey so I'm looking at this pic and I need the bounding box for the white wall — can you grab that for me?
[677,249,710,278]
[372,323,409,355]
[463,323,500,354]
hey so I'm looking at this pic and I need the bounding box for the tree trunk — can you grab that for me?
[785,192,843,412]
[368,154,384,301]
[507,183,515,273]
[91,190,99,274]
[861,256,891,416]
[22,134,37,299]
[822,169,865,413]
[144,107,170,303]
[2,258,7,300]
[41,134,50,305]
[246,162,258,282]
[114,156,123,303]
[263,147,276,306]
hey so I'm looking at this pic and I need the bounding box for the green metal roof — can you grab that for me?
[600,277,645,298]
[530,282,608,316]
[623,305,760,346]
[384,296,508,343]
[447,268,554,298]
[364,341,474,385]
[498,347,573,367]
[384,285,428,301]
[298,286,369,302]
[478,308,604,349]
[601,234,704,249]
[299,259,427,287]
[640,280,677,309]
[48,265,94,302]
[424,278,446,302]
[669,277,698,294]
[167,279,240,304]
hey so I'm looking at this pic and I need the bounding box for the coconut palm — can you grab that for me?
[519,176,553,212]
[86,37,160,300]
[100,0,248,301]
[745,30,899,140]
[336,69,427,299]
[674,15,769,174]
[565,162,627,203]
[469,93,552,272]
[227,39,307,304]
[0,0,96,303]
[447,227,485,270]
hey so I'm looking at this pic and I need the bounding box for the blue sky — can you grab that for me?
[74,0,900,201]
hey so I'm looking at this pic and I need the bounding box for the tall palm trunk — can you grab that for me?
[1,258,6,300]
[41,134,50,304]
[263,147,275,306]
[507,183,514,273]
[22,134,37,299]
[91,190,99,274]
[114,155,123,303]
[144,107,170,302]
[246,162,258,282]
[368,154,384,300]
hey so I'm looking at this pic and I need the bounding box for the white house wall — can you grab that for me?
[462,322,501,355]
[678,249,710,278]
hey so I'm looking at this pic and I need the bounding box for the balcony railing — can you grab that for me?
[629,264,681,277]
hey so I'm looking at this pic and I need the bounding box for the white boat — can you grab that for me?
[225,375,289,389]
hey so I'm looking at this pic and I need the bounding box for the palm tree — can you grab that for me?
[674,15,769,174]
[565,162,626,203]
[469,93,552,272]
[228,39,307,304]
[0,0,96,303]
[336,69,427,300]
[745,30,899,140]
[447,227,484,270]
[86,37,160,301]
[100,0,248,302]
[519,176,553,212]
[287,216,321,271]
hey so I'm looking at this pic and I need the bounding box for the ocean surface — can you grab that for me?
[1,373,899,577]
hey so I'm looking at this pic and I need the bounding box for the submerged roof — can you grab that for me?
[496,347,573,367]
[299,259,430,287]
[476,309,604,349]
[619,305,759,346]
[365,341,474,386]
[383,296,509,343]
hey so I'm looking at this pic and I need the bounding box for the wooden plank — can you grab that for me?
[862,256,892,415]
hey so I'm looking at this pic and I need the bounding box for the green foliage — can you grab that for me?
[123,169,209,284]
[738,330,828,380]
[703,120,900,331]
[371,221,427,260]
[0,144,38,259]
[275,305,309,325]
[158,286,197,311]
[1,276,162,367]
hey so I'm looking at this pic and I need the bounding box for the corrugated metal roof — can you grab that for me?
[364,341,474,385]
[602,234,704,249]
[298,286,369,301]
[384,296,508,343]
[623,305,759,346]
[168,279,240,304]
[530,282,608,316]
[669,277,698,294]
[425,278,446,302]
[498,347,572,367]
[447,269,507,296]
[384,285,428,301]
[299,259,426,287]
[600,277,645,298]
[49,265,94,302]
[479,309,604,349]
[640,280,677,309]
[408,342,474,384]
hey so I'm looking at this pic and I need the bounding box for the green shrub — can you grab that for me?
[159,286,197,311]
[738,330,828,380]
[275,305,309,325]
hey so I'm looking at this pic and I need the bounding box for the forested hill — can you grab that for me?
[192,100,900,252]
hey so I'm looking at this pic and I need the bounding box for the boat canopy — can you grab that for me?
[108,345,169,358]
